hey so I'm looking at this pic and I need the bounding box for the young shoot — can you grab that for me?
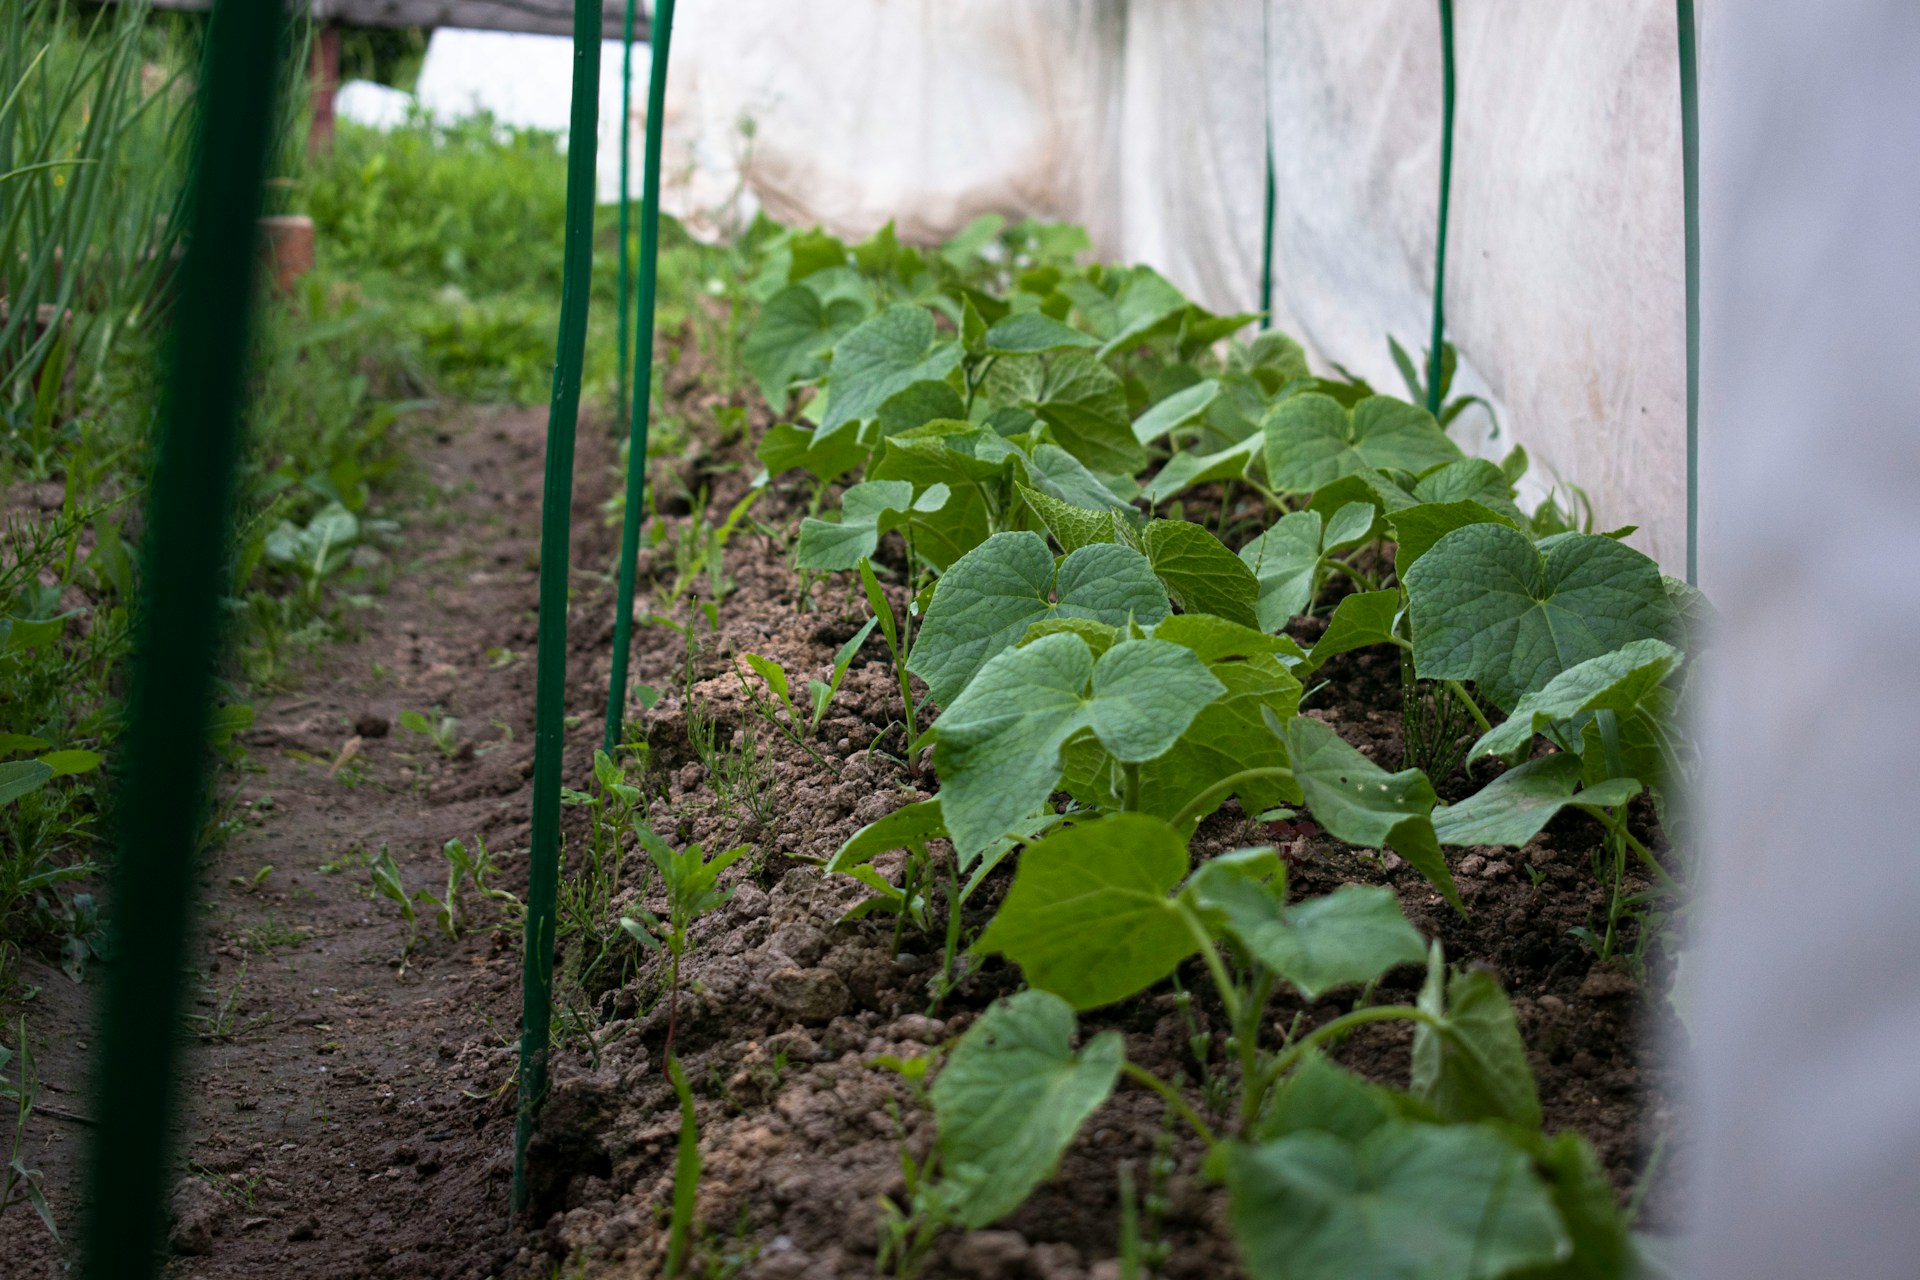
[620,826,750,1072]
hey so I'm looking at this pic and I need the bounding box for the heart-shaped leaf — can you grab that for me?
[933,634,1223,860]
[974,813,1196,1008]
[1264,394,1462,494]
[1405,525,1675,711]
[821,304,962,436]
[931,989,1124,1226]
[1223,1121,1568,1280]
[907,532,1169,707]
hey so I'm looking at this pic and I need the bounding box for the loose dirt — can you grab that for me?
[0,370,1683,1279]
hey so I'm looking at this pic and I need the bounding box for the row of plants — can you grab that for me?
[720,217,1695,1277]
[0,9,457,1002]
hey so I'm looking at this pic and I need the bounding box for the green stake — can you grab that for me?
[514,0,603,1215]
[615,0,638,430]
[604,0,677,755]
[80,0,285,1275]
[1677,0,1700,585]
[1426,0,1456,416]
[1258,0,1275,331]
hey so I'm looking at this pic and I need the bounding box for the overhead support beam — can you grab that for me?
[126,0,649,40]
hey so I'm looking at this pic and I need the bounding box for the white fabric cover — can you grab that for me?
[1685,4,1920,1276]
[657,0,1695,568]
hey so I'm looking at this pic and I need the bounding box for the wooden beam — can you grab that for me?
[129,0,649,40]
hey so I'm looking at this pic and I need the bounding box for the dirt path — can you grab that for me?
[2,402,625,1279]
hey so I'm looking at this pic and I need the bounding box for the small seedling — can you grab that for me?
[619,827,749,1071]
[191,965,271,1042]
[368,845,421,959]
[1,1020,57,1241]
[398,708,460,757]
[858,559,922,758]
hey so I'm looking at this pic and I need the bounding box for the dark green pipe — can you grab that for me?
[1677,0,1700,584]
[604,0,677,755]
[1426,0,1456,416]
[514,0,604,1214]
[80,0,285,1274]
[1258,0,1275,331]
[615,0,638,431]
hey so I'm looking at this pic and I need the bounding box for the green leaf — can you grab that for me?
[1258,1051,1403,1143]
[1405,525,1676,711]
[974,813,1196,1008]
[1152,613,1307,666]
[757,422,871,484]
[36,749,102,779]
[876,379,968,438]
[1030,349,1147,475]
[1469,638,1682,762]
[1020,485,1117,555]
[1306,469,1420,522]
[0,734,52,758]
[907,532,1169,707]
[1239,511,1322,631]
[1430,755,1635,847]
[1412,947,1542,1127]
[1264,394,1463,494]
[1302,590,1402,673]
[1223,1122,1569,1280]
[1247,330,1311,385]
[1093,266,1192,356]
[1187,874,1426,1001]
[1388,501,1521,577]
[933,635,1222,861]
[868,424,1018,570]
[1412,458,1524,524]
[0,760,54,807]
[1519,1131,1635,1280]
[1133,379,1222,444]
[825,799,947,873]
[1286,718,1460,912]
[1141,435,1260,502]
[931,989,1124,1226]
[1322,501,1377,552]
[984,311,1098,355]
[1127,654,1303,822]
[794,479,949,571]
[1142,519,1262,629]
[1026,443,1138,516]
[743,284,866,409]
[1237,503,1377,634]
[821,305,963,436]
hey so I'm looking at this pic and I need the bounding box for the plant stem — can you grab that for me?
[1236,970,1275,1137]
[1574,804,1678,892]
[1174,900,1242,1025]
[1168,767,1296,833]
[1256,1005,1440,1094]
[1443,680,1492,734]
[1323,556,1380,592]
[1120,1062,1219,1149]
[1121,761,1142,811]
[662,950,680,1078]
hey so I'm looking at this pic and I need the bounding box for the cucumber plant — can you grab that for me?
[738,217,1696,1277]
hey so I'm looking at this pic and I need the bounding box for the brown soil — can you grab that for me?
[0,369,1683,1279]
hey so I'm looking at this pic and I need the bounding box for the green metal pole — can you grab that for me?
[604,0,676,755]
[1677,0,1700,585]
[615,0,637,431]
[80,0,285,1274]
[514,0,603,1215]
[1258,0,1275,331]
[1425,0,1456,416]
